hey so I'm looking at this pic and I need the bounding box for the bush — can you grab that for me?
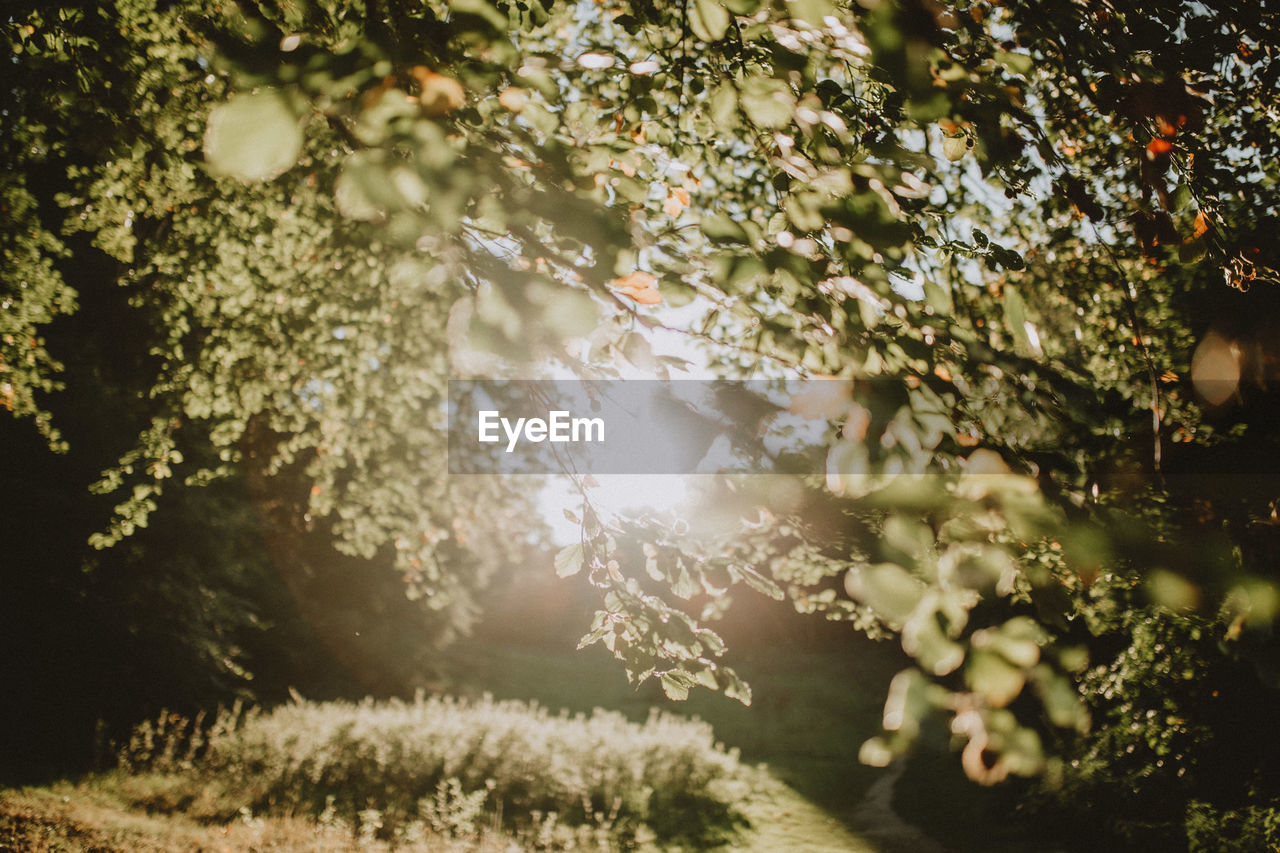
[117,693,748,848]
[1023,584,1280,851]
[1186,801,1280,853]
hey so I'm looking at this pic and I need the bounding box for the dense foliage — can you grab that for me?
[116,694,748,847]
[5,0,1280,847]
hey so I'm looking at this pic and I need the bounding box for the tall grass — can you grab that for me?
[116,693,749,848]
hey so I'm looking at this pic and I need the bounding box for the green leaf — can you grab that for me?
[660,671,691,700]
[966,649,1026,707]
[883,515,934,564]
[786,0,836,26]
[942,134,969,162]
[334,158,399,220]
[738,564,784,600]
[1032,665,1088,731]
[690,0,731,42]
[846,562,924,625]
[672,563,696,599]
[922,278,952,315]
[577,623,611,649]
[741,77,796,130]
[204,90,302,182]
[709,83,739,127]
[658,279,698,307]
[702,213,749,243]
[1179,236,1208,263]
[859,736,894,767]
[986,617,1044,668]
[449,0,509,31]
[1003,285,1039,355]
[555,543,585,577]
[720,667,753,705]
[994,49,1034,75]
[784,192,826,232]
[543,289,599,340]
[905,614,965,676]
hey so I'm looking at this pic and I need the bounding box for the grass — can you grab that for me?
[0,653,903,853]
[0,771,880,853]
[109,693,757,849]
[443,634,905,824]
[1,597,957,853]
[0,782,519,852]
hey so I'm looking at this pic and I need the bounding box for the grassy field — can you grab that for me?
[0,782,512,852]
[2,590,976,853]
[0,771,884,852]
[445,636,902,823]
[0,665,904,853]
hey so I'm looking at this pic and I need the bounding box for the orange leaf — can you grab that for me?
[497,87,527,113]
[629,289,664,306]
[662,188,691,217]
[609,271,663,305]
[611,270,656,289]
[410,66,465,115]
[1146,138,1173,158]
[1192,210,1209,238]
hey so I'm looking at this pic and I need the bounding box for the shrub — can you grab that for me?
[1185,801,1280,853]
[117,693,747,847]
[1023,584,1280,850]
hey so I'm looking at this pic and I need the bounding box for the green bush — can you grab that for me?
[1186,801,1280,853]
[118,693,748,847]
[1027,582,1280,851]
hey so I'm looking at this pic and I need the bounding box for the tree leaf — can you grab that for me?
[690,0,731,42]
[204,90,302,182]
[846,562,925,626]
[720,667,753,705]
[609,271,663,305]
[555,543,585,577]
[738,564,784,600]
[966,649,1026,707]
[660,671,691,700]
[942,134,969,162]
[741,77,796,129]
[994,49,1033,75]
[702,213,749,243]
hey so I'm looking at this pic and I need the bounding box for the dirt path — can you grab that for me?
[731,762,951,853]
[845,762,950,853]
[732,772,881,853]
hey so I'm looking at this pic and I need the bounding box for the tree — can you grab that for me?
[2,0,538,770]
[5,0,1280,843]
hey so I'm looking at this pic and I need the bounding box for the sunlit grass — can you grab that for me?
[445,634,902,821]
[111,693,750,849]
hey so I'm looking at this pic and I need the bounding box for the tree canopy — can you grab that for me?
[5,0,1280,844]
